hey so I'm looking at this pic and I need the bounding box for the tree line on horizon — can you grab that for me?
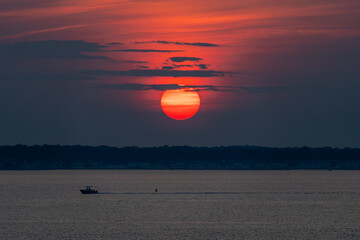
[0,145,359,170]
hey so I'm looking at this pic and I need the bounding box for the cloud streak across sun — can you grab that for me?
[94,83,287,94]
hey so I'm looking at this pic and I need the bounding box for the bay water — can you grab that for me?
[0,170,359,239]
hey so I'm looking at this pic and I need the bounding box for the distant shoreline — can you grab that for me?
[1,145,359,170]
[1,169,359,172]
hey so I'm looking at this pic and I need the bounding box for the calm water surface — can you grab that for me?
[0,170,359,239]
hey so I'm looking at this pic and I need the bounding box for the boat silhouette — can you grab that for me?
[80,186,98,194]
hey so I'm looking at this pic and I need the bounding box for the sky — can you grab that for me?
[0,0,359,147]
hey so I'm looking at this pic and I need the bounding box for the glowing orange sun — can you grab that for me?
[161,89,200,120]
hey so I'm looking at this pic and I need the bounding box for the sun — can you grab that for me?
[161,89,200,120]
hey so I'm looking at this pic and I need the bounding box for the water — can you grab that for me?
[0,170,359,239]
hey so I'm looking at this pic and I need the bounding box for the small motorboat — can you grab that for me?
[80,186,98,194]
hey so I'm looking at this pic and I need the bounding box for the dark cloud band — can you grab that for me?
[134,41,220,47]
[105,49,183,53]
[82,69,225,77]
[169,57,203,62]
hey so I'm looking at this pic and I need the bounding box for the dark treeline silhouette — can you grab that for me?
[0,145,359,170]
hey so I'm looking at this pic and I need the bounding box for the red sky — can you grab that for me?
[0,0,359,147]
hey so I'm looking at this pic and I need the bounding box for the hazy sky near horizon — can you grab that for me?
[0,0,359,147]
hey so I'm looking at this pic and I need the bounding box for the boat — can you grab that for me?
[80,186,98,194]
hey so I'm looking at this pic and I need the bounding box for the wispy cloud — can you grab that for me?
[196,64,209,69]
[0,40,110,60]
[0,24,87,40]
[106,42,123,45]
[134,40,220,47]
[137,65,149,69]
[121,60,148,64]
[0,72,91,81]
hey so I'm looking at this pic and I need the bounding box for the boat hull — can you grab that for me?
[80,189,98,194]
